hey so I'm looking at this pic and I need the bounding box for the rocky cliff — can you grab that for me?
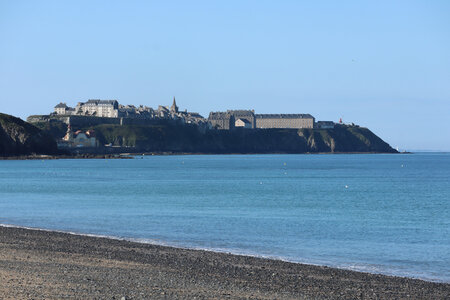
[87,123,397,154]
[31,118,396,154]
[0,113,57,156]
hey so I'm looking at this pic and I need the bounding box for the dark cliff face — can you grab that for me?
[32,119,396,154]
[86,123,396,154]
[0,113,57,156]
[296,125,397,153]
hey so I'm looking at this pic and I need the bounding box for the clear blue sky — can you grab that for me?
[1,0,449,151]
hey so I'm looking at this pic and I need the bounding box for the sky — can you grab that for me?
[0,0,449,151]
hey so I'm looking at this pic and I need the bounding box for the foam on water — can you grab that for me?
[0,221,447,283]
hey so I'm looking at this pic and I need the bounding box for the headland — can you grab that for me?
[1,98,398,157]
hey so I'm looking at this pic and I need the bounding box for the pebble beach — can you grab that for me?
[1,226,449,299]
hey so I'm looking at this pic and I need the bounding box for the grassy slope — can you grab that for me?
[88,123,396,153]
[32,119,396,154]
[0,113,57,156]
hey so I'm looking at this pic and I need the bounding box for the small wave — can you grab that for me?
[1,223,448,283]
[0,223,125,241]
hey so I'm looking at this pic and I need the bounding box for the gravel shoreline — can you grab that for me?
[0,226,449,299]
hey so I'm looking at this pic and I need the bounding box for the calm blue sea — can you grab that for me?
[1,153,449,282]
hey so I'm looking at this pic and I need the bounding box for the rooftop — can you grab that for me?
[208,112,231,120]
[54,103,68,108]
[236,118,251,124]
[227,110,254,116]
[86,99,118,105]
[255,114,314,119]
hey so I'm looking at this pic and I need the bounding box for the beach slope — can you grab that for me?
[0,226,448,299]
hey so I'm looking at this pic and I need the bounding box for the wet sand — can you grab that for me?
[0,226,449,299]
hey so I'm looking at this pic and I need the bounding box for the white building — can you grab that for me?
[58,126,99,148]
[77,100,119,117]
[55,100,119,117]
[235,118,252,128]
[54,103,69,115]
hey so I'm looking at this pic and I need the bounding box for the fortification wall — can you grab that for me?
[119,118,170,126]
[66,116,120,127]
[27,115,70,124]
[28,114,183,128]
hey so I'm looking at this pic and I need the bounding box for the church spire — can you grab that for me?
[171,96,178,113]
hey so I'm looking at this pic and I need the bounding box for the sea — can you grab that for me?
[0,153,449,282]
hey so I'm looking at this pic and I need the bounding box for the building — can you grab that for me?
[255,114,315,129]
[208,110,255,130]
[208,112,233,130]
[54,103,75,115]
[50,98,206,126]
[208,110,315,130]
[58,125,99,148]
[118,104,154,119]
[316,121,335,129]
[55,100,119,118]
[235,118,252,128]
[170,97,179,114]
[78,100,119,118]
[54,103,69,115]
[227,110,255,128]
[51,100,322,131]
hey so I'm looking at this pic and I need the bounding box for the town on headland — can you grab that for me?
[1,98,397,157]
[29,97,334,130]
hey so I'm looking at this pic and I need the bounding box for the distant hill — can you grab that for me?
[0,113,57,156]
[31,118,397,154]
[69,122,396,154]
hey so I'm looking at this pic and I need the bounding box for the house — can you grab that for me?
[78,100,119,118]
[208,110,255,130]
[54,103,69,115]
[235,118,252,128]
[227,110,255,128]
[55,100,119,117]
[208,112,233,130]
[58,125,99,148]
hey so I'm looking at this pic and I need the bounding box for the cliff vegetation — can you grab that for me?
[81,123,396,154]
[0,113,57,156]
[30,118,397,154]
